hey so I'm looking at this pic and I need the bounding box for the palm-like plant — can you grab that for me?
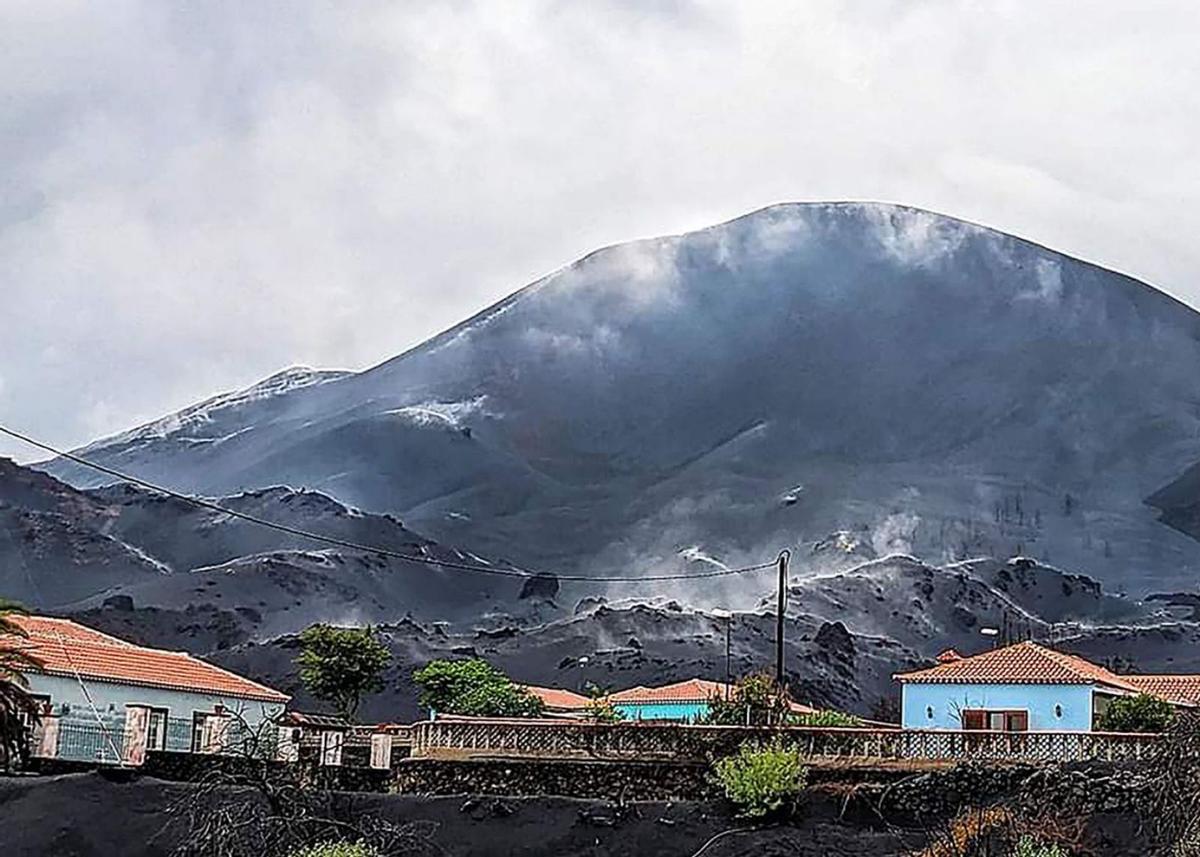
[0,600,43,769]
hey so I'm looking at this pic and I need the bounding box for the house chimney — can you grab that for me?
[936,648,963,664]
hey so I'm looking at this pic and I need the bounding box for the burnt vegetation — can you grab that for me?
[166,713,442,857]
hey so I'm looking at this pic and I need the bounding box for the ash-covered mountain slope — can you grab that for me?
[87,483,432,572]
[0,458,168,606]
[44,202,1200,592]
[65,549,1186,721]
[1147,463,1200,548]
[201,569,1192,723]
[78,547,524,634]
[201,604,918,722]
[770,554,1160,658]
[0,458,524,619]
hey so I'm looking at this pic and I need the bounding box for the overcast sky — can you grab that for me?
[2,1,1198,462]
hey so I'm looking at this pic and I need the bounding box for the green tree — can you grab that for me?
[296,625,390,721]
[0,600,42,770]
[1097,693,1175,733]
[412,658,544,717]
[711,739,808,818]
[703,673,792,726]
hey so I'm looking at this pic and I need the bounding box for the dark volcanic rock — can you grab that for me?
[208,604,921,722]
[815,621,855,656]
[519,573,560,601]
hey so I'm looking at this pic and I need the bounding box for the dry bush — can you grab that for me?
[1148,709,1200,855]
[914,805,1084,857]
[167,712,442,857]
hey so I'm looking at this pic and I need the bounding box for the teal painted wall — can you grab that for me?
[900,682,1094,731]
[614,701,709,722]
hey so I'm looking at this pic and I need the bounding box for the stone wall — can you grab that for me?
[142,750,283,781]
[141,750,391,793]
[392,758,720,802]
[392,757,927,801]
[863,760,1153,824]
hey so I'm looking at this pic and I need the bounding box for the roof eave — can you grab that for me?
[895,676,1092,685]
[30,666,290,705]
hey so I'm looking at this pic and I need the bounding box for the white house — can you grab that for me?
[11,615,288,765]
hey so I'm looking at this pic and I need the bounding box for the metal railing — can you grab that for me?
[46,716,127,764]
[408,719,1161,763]
[29,714,280,766]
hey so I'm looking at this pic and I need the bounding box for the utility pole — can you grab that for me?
[712,608,732,700]
[725,614,732,699]
[775,549,790,689]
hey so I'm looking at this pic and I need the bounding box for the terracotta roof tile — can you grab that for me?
[603,678,821,714]
[894,641,1141,693]
[1124,675,1200,706]
[8,615,288,704]
[520,685,591,710]
[607,678,731,704]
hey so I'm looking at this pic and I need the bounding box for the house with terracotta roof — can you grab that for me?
[605,678,728,722]
[895,641,1198,732]
[604,678,819,723]
[9,615,288,765]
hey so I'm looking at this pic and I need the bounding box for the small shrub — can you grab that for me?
[1096,693,1174,733]
[711,739,808,818]
[1011,835,1068,857]
[290,841,380,857]
[703,673,791,726]
[583,686,628,720]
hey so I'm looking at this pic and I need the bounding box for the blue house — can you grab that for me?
[895,641,1198,732]
[607,678,728,722]
[606,678,820,722]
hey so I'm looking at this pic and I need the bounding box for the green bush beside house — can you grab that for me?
[711,739,809,818]
[1096,693,1175,733]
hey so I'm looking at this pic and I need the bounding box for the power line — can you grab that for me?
[51,630,125,766]
[0,423,779,584]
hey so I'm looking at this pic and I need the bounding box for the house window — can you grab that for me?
[146,708,169,751]
[191,713,208,752]
[192,711,231,753]
[962,709,1029,732]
